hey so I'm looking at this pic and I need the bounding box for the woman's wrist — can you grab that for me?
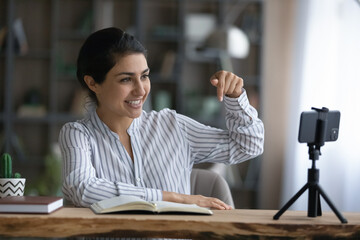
[162,191,185,203]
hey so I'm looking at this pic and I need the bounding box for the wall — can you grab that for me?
[258,0,296,209]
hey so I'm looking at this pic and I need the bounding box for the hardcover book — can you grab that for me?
[0,196,63,213]
[90,195,213,215]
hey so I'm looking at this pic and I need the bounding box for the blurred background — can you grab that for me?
[0,0,359,212]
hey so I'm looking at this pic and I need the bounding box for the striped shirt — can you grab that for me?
[59,91,264,207]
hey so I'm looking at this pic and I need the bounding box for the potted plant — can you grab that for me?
[0,153,25,198]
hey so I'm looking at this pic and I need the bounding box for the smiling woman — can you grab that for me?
[58,27,264,211]
[85,55,150,127]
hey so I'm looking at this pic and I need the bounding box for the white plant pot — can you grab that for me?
[0,178,26,198]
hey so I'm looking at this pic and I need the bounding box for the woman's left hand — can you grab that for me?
[162,191,232,210]
[210,70,244,102]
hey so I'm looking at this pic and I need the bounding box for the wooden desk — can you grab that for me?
[0,208,359,239]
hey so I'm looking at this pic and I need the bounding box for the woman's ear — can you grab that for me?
[84,75,97,93]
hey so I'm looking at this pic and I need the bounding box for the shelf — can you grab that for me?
[187,0,263,2]
[0,114,79,125]
[243,75,260,86]
[149,73,178,83]
[16,156,47,165]
[147,34,180,43]
[58,30,90,41]
[15,49,52,60]
[56,73,77,81]
[12,113,81,124]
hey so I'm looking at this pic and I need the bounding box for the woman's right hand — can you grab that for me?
[162,191,232,210]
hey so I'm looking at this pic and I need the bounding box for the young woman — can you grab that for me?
[59,27,264,210]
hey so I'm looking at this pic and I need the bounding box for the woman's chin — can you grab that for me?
[128,109,143,119]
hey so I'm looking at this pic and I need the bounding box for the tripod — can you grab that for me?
[273,108,347,224]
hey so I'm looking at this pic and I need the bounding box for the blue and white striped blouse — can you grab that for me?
[59,91,264,207]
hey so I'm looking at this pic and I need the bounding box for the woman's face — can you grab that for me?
[94,53,150,120]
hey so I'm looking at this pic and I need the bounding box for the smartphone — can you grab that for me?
[298,110,340,144]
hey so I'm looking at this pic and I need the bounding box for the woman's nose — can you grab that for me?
[133,79,146,96]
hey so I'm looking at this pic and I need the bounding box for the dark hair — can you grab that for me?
[77,27,147,104]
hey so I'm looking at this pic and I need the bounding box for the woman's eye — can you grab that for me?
[141,74,150,80]
[120,77,131,82]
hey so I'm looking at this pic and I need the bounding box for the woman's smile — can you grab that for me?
[125,99,143,108]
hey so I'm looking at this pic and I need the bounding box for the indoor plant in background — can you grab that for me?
[0,153,25,198]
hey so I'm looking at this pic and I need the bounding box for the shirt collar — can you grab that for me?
[89,110,141,138]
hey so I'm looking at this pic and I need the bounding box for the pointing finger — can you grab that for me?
[216,73,225,102]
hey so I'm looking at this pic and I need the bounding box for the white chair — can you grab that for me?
[190,168,235,208]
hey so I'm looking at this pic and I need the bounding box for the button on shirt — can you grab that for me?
[59,91,264,207]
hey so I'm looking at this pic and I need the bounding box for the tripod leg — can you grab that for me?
[317,192,322,216]
[273,183,309,220]
[308,183,318,217]
[308,186,322,217]
[317,184,348,224]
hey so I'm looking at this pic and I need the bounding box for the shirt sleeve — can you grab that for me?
[177,89,264,165]
[59,122,162,207]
